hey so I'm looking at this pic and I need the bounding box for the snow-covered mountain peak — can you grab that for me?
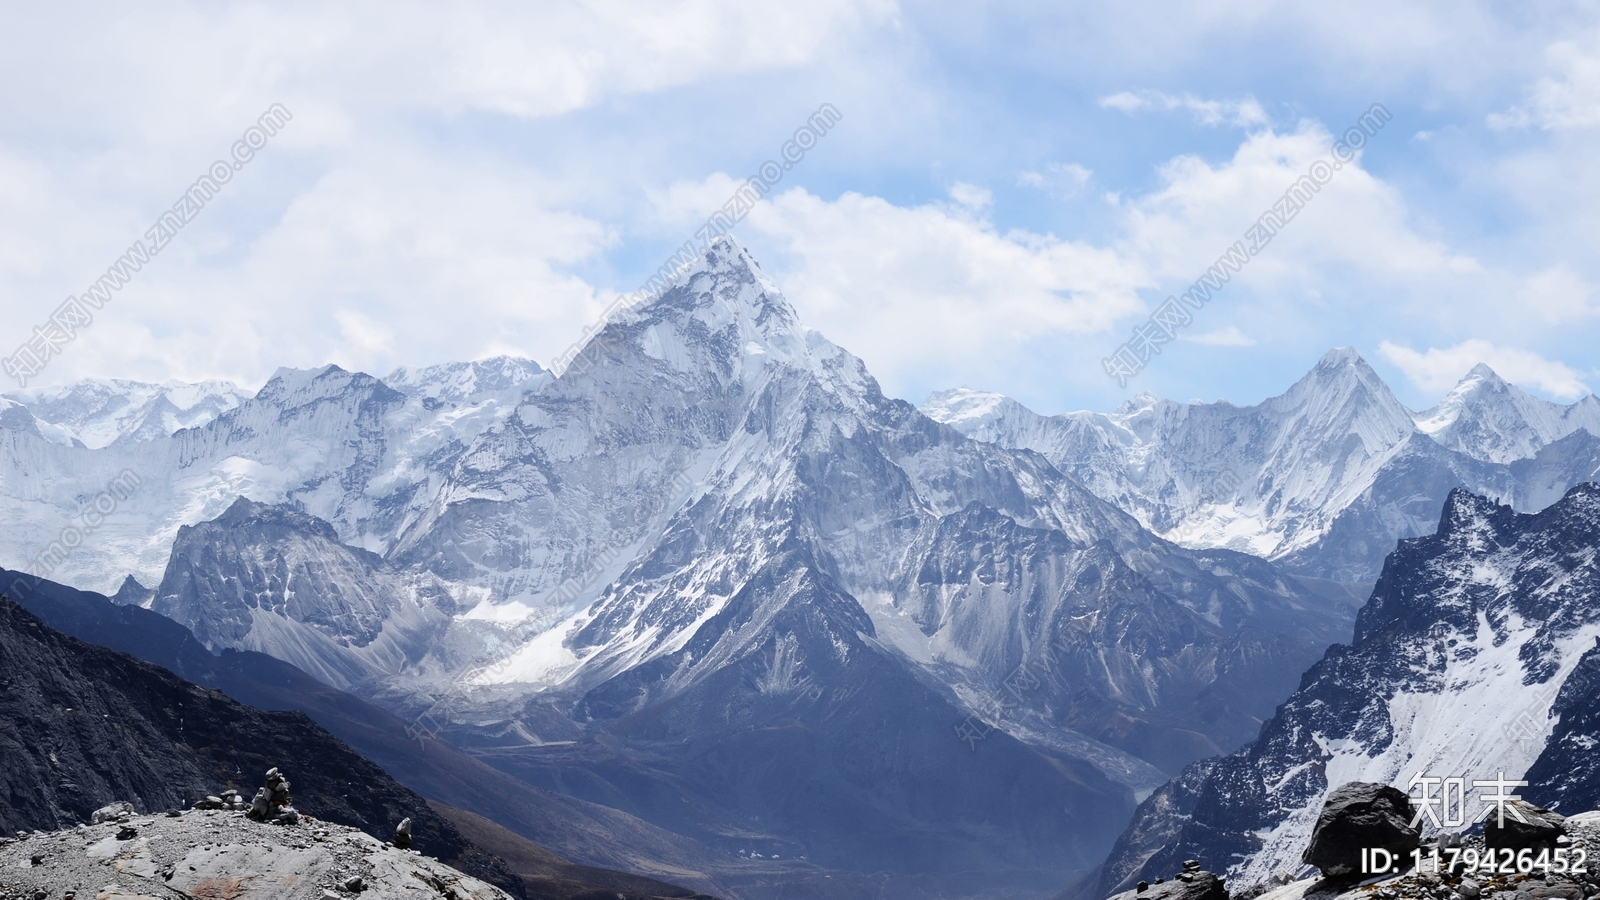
[154,497,451,690]
[254,364,390,407]
[1434,485,1516,540]
[921,387,1006,424]
[1319,345,1362,365]
[0,397,46,438]
[920,348,1441,571]
[1100,483,1600,892]
[1269,347,1410,436]
[1414,363,1518,432]
[1114,391,1166,416]
[3,377,249,448]
[209,495,340,540]
[1465,361,1500,380]
[1414,362,1600,464]
[385,356,546,403]
[570,235,817,391]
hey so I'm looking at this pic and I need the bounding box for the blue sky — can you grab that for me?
[2,1,1598,415]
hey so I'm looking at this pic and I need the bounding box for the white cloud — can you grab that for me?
[1489,30,1600,130]
[1379,340,1591,400]
[642,114,1505,400]
[0,0,900,389]
[8,153,615,387]
[1117,121,1480,292]
[706,182,1151,394]
[1183,326,1256,347]
[1017,162,1092,198]
[948,182,993,210]
[2,0,1592,416]
[1515,265,1595,322]
[1100,90,1269,128]
[0,2,898,134]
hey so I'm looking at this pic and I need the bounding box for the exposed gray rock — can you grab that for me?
[90,802,134,825]
[1302,782,1419,879]
[0,809,511,899]
[1484,800,1566,850]
[1111,863,1228,900]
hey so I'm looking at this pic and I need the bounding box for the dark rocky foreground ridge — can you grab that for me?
[0,592,715,900]
[0,593,520,891]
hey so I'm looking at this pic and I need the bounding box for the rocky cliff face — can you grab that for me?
[1093,483,1600,895]
[152,497,453,690]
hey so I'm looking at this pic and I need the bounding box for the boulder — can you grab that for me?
[90,801,135,824]
[1484,799,1566,850]
[1302,781,1420,879]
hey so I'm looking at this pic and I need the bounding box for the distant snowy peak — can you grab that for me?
[922,348,1418,557]
[1415,363,1600,464]
[922,349,1600,580]
[572,235,816,387]
[3,378,250,448]
[0,397,76,447]
[1263,347,1415,450]
[921,388,1032,436]
[384,356,547,403]
[252,364,400,410]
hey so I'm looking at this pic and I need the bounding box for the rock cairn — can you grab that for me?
[245,766,300,825]
[190,789,249,812]
[1125,859,1228,900]
[393,816,413,850]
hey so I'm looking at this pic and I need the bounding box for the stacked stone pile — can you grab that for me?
[191,789,250,811]
[1117,858,1230,900]
[246,766,300,825]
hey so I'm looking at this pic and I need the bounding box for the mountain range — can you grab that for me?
[924,355,1600,582]
[2,236,1597,898]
